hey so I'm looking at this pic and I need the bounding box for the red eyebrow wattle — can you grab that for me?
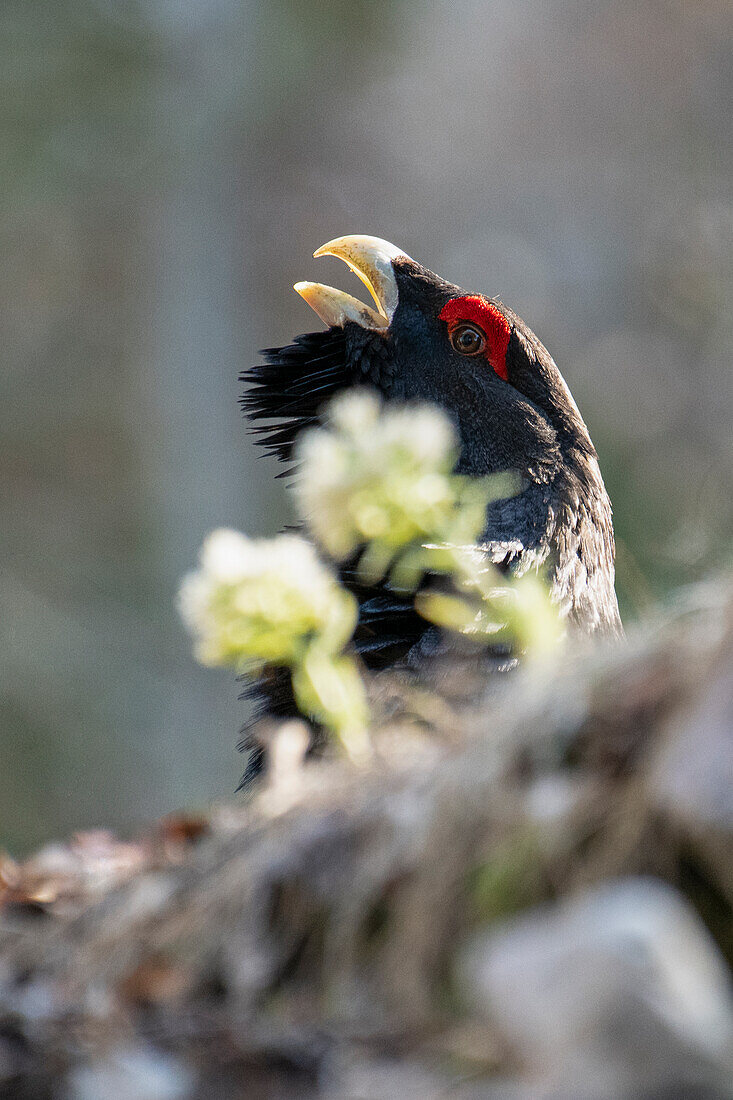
[439,296,511,381]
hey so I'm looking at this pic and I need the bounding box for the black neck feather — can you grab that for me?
[240,325,392,468]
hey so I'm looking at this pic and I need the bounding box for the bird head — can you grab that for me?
[246,234,593,481]
[243,234,620,634]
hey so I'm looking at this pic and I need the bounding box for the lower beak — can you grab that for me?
[294,234,411,331]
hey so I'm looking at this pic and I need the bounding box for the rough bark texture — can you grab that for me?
[2,579,733,1099]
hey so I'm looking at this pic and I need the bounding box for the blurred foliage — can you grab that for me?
[180,528,369,759]
[181,397,559,758]
[467,830,548,926]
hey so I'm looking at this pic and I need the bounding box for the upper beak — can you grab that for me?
[294,234,411,331]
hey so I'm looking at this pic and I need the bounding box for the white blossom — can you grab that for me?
[178,529,357,670]
[178,395,558,760]
[295,392,471,565]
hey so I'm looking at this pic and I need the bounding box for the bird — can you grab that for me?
[240,235,621,778]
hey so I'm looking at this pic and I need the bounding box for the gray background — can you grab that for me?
[2,0,732,852]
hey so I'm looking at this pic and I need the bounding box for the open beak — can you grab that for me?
[294,234,411,331]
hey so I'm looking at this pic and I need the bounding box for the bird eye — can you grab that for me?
[450,323,486,356]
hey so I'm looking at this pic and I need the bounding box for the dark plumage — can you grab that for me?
[239,239,621,779]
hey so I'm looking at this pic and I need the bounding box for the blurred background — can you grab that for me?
[1,0,732,854]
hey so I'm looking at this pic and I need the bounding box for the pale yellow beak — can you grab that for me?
[294,234,411,331]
